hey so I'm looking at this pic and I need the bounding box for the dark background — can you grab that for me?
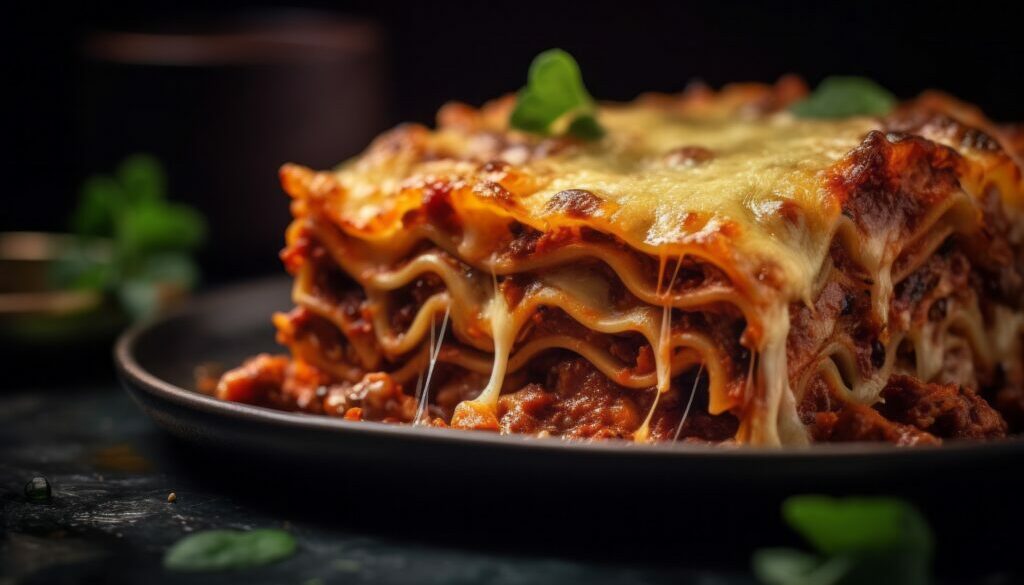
[6,0,1023,281]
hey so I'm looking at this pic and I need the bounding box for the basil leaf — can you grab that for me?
[72,176,125,237]
[753,549,852,585]
[63,257,115,291]
[137,252,199,285]
[64,154,205,318]
[117,252,200,317]
[117,153,166,204]
[163,529,297,572]
[510,49,604,139]
[527,48,591,114]
[567,114,605,140]
[766,496,933,585]
[790,77,896,119]
[118,201,206,254]
[509,90,555,134]
[783,496,932,558]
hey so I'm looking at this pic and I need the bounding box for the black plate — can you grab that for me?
[115,276,1024,490]
[116,277,1024,572]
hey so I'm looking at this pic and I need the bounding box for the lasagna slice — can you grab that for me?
[217,80,1024,446]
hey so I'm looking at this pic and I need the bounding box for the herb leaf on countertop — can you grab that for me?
[163,528,297,572]
[753,496,933,585]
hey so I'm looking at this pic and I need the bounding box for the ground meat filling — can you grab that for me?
[216,354,329,412]
[877,374,1007,439]
[811,403,940,446]
[801,373,1008,445]
[217,340,1011,444]
[494,358,739,442]
[992,361,1024,431]
[216,354,290,406]
[497,359,642,439]
[647,381,740,443]
[218,358,418,423]
[320,373,418,423]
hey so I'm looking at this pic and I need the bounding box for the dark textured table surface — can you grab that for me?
[3,379,1022,585]
[1,382,758,584]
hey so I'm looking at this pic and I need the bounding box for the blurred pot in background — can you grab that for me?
[0,232,125,386]
[0,232,121,346]
[1,154,206,388]
[80,11,390,281]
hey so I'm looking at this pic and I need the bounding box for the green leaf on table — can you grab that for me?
[783,496,932,558]
[510,49,605,140]
[117,153,166,205]
[786,496,933,585]
[163,529,297,572]
[790,77,896,119]
[752,496,934,585]
[753,548,852,585]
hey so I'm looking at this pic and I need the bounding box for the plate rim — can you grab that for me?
[114,276,1024,462]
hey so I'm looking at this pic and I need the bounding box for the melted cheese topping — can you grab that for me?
[332,110,878,303]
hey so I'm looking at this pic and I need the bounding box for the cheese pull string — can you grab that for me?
[414,304,450,424]
[634,252,685,442]
[411,369,425,422]
[658,252,685,394]
[673,363,705,442]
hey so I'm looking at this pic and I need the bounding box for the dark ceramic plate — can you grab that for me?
[116,276,1024,575]
[115,276,1024,492]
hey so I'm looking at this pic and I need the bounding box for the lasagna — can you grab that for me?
[216,78,1024,446]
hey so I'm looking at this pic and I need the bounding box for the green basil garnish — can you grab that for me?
[65,153,206,318]
[510,49,605,140]
[753,496,933,585]
[73,154,205,252]
[163,528,297,572]
[790,77,896,119]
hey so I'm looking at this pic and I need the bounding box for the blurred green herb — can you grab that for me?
[510,49,605,140]
[753,496,933,585]
[790,77,896,119]
[163,529,296,572]
[65,154,205,318]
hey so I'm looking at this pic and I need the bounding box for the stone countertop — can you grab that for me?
[0,384,755,585]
